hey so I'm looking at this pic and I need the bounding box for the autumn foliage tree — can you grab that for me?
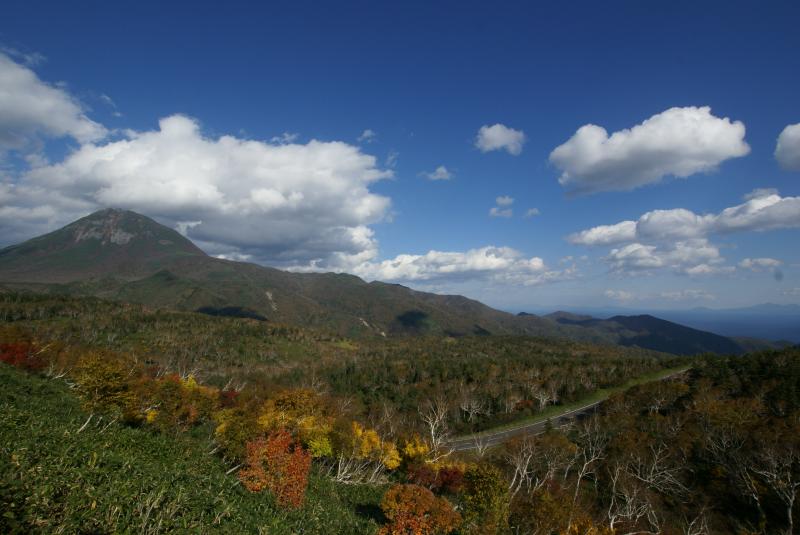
[462,463,510,535]
[238,429,312,509]
[72,351,137,420]
[379,484,461,535]
[258,389,336,458]
[140,374,219,432]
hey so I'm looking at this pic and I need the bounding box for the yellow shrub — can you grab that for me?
[402,434,430,460]
[381,441,402,470]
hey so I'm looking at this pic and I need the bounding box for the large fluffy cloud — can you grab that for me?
[2,114,392,266]
[550,106,750,193]
[0,53,576,290]
[570,189,800,275]
[775,123,800,170]
[475,124,525,155]
[0,52,106,155]
[348,246,572,286]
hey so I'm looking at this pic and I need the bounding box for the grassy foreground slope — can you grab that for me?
[0,364,382,534]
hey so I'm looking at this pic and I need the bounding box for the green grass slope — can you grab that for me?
[0,364,383,534]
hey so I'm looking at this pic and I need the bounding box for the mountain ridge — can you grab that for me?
[0,209,773,354]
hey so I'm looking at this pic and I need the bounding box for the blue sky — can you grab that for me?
[1,0,799,311]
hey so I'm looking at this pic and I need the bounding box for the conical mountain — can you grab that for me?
[0,209,205,283]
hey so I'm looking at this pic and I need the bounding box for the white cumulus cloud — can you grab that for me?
[776,123,800,170]
[571,189,800,247]
[475,124,525,155]
[570,189,800,276]
[550,106,750,194]
[604,239,725,275]
[568,220,637,246]
[1,114,392,266]
[350,246,571,287]
[0,52,107,156]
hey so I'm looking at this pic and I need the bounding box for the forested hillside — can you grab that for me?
[2,294,798,534]
[0,293,682,435]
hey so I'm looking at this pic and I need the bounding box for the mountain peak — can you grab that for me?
[69,209,149,246]
[0,208,206,283]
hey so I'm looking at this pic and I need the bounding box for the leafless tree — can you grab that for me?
[506,435,569,496]
[472,434,491,459]
[420,396,453,462]
[507,434,541,497]
[374,401,403,439]
[627,442,688,498]
[568,416,608,529]
[533,387,552,410]
[751,444,799,535]
[683,509,710,535]
[606,463,658,534]
[459,384,489,422]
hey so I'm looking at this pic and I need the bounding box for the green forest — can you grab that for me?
[1,292,799,534]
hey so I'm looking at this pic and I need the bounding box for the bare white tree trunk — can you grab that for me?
[419,396,454,463]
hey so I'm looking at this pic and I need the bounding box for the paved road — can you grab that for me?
[447,368,689,452]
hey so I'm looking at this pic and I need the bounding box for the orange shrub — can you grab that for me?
[379,484,461,535]
[239,429,312,509]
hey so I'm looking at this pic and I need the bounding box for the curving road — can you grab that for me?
[447,368,689,452]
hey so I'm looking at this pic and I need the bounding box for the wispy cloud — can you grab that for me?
[358,129,377,143]
[270,132,299,144]
[423,165,453,180]
[489,195,514,217]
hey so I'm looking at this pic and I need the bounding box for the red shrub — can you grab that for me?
[0,342,46,372]
[220,389,240,408]
[407,463,438,489]
[514,399,535,411]
[406,464,464,494]
[239,429,312,508]
[436,467,464,494]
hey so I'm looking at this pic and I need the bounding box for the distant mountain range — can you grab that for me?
[522,303,800,344]
[0,209,786,355]
[538,312,747,356]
